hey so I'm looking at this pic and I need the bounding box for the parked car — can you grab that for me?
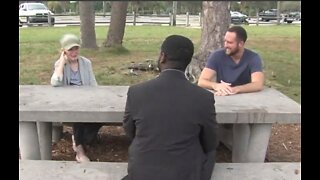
[283,13,294,24]
[230,11,248,24]
[259,9,278,21]
[19,2,55,25]
[284,12,301,23]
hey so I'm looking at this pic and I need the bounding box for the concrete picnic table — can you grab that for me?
[19,85,301,162]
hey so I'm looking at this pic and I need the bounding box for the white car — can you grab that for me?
[231,11,248,18]
[19,2,55,25]
[230,11,248,24]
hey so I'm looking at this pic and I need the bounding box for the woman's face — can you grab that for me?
[65,46,80,61]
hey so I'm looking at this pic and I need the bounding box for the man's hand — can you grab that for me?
[213,80,235,96]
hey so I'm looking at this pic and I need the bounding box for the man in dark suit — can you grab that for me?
[122,35,218,180]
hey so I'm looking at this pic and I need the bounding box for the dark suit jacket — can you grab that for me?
[123,69,218,180]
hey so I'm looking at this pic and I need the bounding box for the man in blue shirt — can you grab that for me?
[198,26,264,96]
[198,26,265,162]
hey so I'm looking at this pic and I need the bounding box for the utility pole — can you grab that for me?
[103,1,106,17]
[172,1,177,26]
[277,1,281,25]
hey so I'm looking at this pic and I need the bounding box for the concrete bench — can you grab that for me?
[19,160,301,180]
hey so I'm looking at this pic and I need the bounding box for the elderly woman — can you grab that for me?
[50,34,103,163]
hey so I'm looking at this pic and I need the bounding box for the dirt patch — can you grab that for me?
[51,124,300,162]
[267,123,301,162]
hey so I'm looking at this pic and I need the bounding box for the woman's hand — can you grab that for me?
[59,49,68,64]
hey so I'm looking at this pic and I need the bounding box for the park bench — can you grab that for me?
[19,85,301,163]
[19,160,301,180]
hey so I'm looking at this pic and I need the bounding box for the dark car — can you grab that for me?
[284,12,301,23]
[259,9,278,21]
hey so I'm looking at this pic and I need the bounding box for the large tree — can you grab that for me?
[79,1,98,49]
[186,1,230,83]
[102,1,129,48]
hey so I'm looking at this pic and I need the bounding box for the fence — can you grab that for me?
[19,12,300,27]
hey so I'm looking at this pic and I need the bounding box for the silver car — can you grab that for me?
[19,2,55,25]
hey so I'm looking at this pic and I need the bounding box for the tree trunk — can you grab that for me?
[185,1,230,83]
[102,1,128,48]
[79,1,98,49]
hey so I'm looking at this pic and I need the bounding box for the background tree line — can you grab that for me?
[19,1,301,16]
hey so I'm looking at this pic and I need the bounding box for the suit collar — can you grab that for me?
[159,69,188,80]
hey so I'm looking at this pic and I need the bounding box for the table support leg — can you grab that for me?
[217,124,233,150]
[232,123,272,162]
[37,122,52,160]
[246,124,272,162]
[19,122,41,160]
[232,124,250,162]
[52,122,63,143]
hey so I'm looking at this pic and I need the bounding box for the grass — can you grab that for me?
[245,25,301,103]
[19,25,301,103]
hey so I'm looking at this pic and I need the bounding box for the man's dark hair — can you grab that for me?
[161,35,194,70]
[228,26,247,43]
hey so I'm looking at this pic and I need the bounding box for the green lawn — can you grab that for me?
[19,25,301,103]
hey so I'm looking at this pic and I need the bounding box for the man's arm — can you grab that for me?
[199,96,218,153]
[198,68,217,90]
[198,68,233,94]
[231,71,264,94]
[123,89,136,141]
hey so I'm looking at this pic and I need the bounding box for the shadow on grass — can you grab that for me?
[99,45,130,55]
